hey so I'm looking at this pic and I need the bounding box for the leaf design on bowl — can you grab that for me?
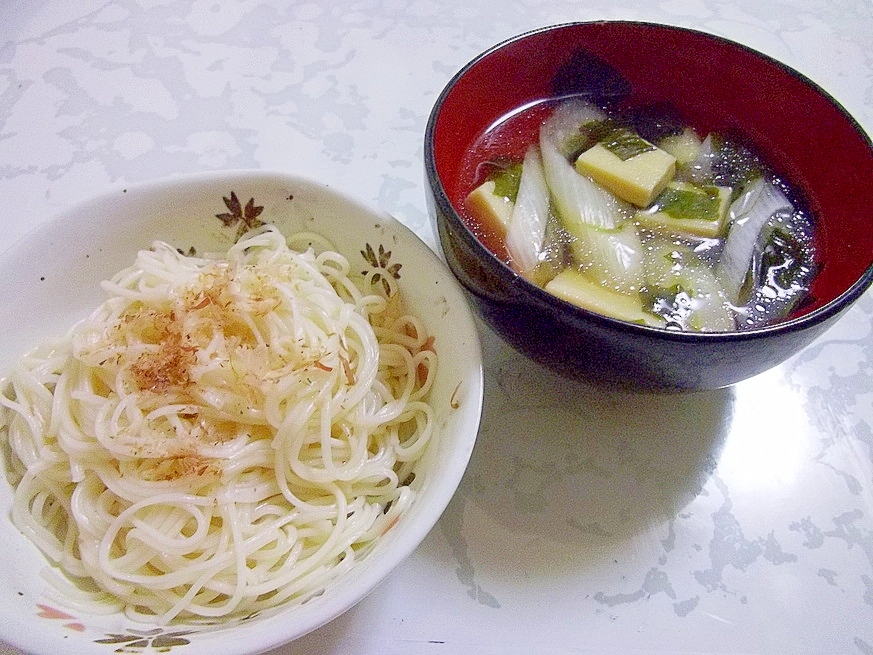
[35,603,195,650]
[215,191,265,240]
[95,628,194,652]
[361,243,402,296]
[209,193,405,298]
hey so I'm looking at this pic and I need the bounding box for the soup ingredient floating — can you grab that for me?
[465,99,817,331]
[0,225,437,623]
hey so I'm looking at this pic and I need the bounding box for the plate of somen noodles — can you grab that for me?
[0,170,483,654]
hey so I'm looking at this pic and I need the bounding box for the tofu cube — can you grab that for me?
[465,179,513,238]
[636,181,732,238]
[575,142,676,207]
[544,268,665,327]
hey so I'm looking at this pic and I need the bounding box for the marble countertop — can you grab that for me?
[1,1,872,653]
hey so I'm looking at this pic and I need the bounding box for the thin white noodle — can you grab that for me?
[0,225,436,623]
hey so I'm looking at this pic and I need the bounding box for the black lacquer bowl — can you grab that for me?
[424,21,873,391]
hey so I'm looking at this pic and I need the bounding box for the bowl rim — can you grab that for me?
[424,20,873,344]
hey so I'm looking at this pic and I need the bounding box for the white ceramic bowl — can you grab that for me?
[0,170,483,654]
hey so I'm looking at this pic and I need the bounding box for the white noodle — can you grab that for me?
[0,225,436,624]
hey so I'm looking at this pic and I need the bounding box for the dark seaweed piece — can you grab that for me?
[489,161,524,202]
[738,212,817,323]
[709,138,766,193]
[474,158,524,202]
[551,48,632,104]
[642,287,695,331]
[579,119,656,161]
[626,102,685,143]
[754,221,816,295]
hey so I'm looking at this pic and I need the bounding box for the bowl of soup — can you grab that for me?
[424,21,873,391]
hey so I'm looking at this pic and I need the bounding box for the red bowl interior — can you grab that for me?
[432,21,873,317]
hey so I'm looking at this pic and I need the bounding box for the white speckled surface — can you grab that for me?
[1,1,872,654]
